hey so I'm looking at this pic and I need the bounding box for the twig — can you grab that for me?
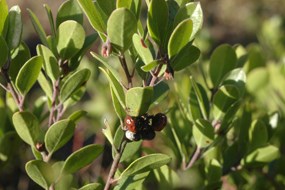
[184,147,202,170]
[148,63,163,86]
[1,69,24,111]
[118,53,132,89]
[104,138,128,190]
[48,79,60,126]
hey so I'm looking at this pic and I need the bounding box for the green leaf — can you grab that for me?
[168,19,193,58]
[0,35,8,67]
[15,56,43,95]
[107,8,137,51]
[45,119,76,154]
[69,33,98,71]
[62,144,103,174]
[56,20,85,60]
[242,145,280,165]
[44,4,56,37]
[117,0,141,19]
[37,45,60,82]
[132,33,153,64]
[115,172,149,190]
[102,120,114,146]
[27,9,49,47]
[12,111,40,146]
[189,80,209,122]
[38,71,53,100]
[193,119,214,148]
[141,60,159,72]
[246,68,269,93]
[173,2,203,41]
[222,68,246,96]
[9,42,31,83]
[5,6,22,50]
[170,44,200,71]
[79,183,102,190]
[190,77,209,120]
[147,0,168,46]
[0,0,8,34]
[120,153,171,178]
[60,68,91,102]
[152,82,169,104]
[77,0,108,34]
[91,52,121,81]
[212,85,240,120]
[206,159,222,185]
[97,0,116,17]
[248,120,268,151]
[56,0,83,27]
[26,160,55,189]
[126,87,153,116]
[110,86,125,121]
[209,44,237,87]
[99,67,126,109]
[68,110,87,123]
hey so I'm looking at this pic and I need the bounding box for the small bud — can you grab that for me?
[101,40,112,57]
[35,142,46,152]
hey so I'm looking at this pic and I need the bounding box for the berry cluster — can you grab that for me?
[124,113,167,141]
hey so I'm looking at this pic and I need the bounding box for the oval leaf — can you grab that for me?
[60,68,91,102]
[56,0,83,27]
[209,44,237,87]
[15,56,43,95]
[120,153,171,178]
[193,119,214,148]
[77,0,108,34]
[79,183,102,190]
[147,0,168,46]
[126,87,153,116]
[9,42,31,83]
[170,44,200,71]
[62,144,103,174]
[26,160,55,189]
[6,6,22,49]
[173,2,203,41]
[141,60,160,72]
[248,120,268,151]
[132,33,153,64]
[27,9,49,47]
[212,85,240,120]
[12,112,40,146]
[107,8,137,51]
[0,0,8,34]
[242,145,280,165]
[68,110,87,123]
[0,35,8,67]
[56,20,85,60]
[45,119,76,154]
[37,45,60,82]
[168,19,193,58]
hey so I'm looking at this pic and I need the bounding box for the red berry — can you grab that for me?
[125,115,136,132]
[152,113,167,131]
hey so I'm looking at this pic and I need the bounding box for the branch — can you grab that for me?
[48,79,60,126]
[118,53,132,89]
[104,138,128,190]
[1,69,24,111]
[184,147,202,170]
